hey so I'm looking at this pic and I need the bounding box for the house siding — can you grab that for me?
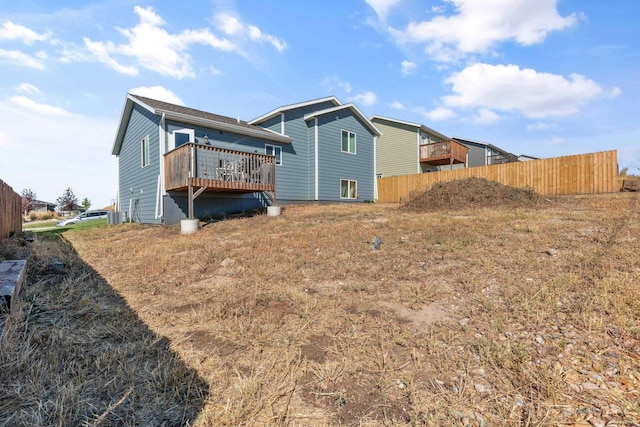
[316,111,375,201]
[373,120,419,177]
[255,101,338,202]
[118,104,161,224]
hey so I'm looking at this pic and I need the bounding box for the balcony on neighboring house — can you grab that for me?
[419,140,468,166]
[488,152,519,165]
[164,143,277,218]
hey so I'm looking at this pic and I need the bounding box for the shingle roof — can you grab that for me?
[113,94,291,155]
[130,94,267,133]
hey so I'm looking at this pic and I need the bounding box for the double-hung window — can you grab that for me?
[341,130,356,154]
[340,179,357,199]
[141,135,150,168]
[265,144,282,165]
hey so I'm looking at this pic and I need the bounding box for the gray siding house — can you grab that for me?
[249,96,381,203]
[112,94,380,225]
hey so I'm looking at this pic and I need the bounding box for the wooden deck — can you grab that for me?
[164,143,277,219]
[419,140,467,166]
[164,143,276,193]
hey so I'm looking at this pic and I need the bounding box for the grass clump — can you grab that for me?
[401,177,545,211]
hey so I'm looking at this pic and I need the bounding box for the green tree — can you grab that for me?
[81,197,92,210]
[57,187,78,214]
[21,188,36,215]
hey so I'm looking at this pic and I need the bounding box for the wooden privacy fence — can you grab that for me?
[0,179,22,239]
[377,150,618,203]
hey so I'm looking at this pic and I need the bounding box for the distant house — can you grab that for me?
[452,136,524,166]
[112,94,380,225]
[371,115,467,177]
[32,200,56,213]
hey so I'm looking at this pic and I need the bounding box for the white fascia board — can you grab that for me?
[160,110,293,144]
[371,115,449,140]
[370,115,422,129]
[304,104,382,137]
[249,96,341,125]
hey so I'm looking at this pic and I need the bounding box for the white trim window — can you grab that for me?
[340,179,357,199]
[141,135,150,168]
[341,130,356,154]
[265,144,282,165]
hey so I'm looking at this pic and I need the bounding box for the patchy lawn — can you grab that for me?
[2,188,639,426]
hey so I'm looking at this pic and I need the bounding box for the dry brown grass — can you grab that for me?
[2,186,639,426]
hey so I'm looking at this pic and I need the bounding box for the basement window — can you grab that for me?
[340,179,357,199]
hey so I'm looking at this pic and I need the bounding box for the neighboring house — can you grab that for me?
[452,136,521,166]
[32,200,56,212]
[371,115,467,177]
[249,96,380,204]
[112,94,380,225]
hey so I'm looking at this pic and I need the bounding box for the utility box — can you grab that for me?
[107,211,127,225]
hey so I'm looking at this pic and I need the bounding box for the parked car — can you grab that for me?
[56,210,108,227]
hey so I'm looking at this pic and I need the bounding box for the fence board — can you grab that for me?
[0,179,22,239]
[377,150,618,203]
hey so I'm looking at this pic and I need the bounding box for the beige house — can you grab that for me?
[371,116,467,178]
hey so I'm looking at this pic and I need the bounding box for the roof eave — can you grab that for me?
[161,110,292,143]
[304,104,381,137]
[249,96,342,125]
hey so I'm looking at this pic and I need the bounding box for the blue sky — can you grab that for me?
[0,0,638,208]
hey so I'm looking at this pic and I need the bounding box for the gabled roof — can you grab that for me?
[370,115,449,140]
[304,104,381,137]
[112,94,292,155]
[452,136,512,156]
[248,96,341,125]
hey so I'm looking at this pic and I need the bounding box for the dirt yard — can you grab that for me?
[1,187,639,426]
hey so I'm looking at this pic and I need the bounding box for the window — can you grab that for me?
[141,135,150,168]
[340,179,357,199]
[265,144,282,165]
[341,130,356,154]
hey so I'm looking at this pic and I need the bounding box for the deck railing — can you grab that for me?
[164,143,276,193]
[419,140,467,165]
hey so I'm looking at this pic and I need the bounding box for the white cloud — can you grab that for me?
[389,101,405,110]
[0,48,46,69]
[82,7,287,78]
[365,0,403,21]
[15,83,40,94]
[389,0,581,62]
[472,108,500,124]
[349,91,378,107]
[83,38,138,76]
[9,95,78,117]
[83,6,235,79]
[0,97,116,208]
[424,107,456,121]
[214,13,287,52]
[0,21,50,44]
[322,76,352,94]
[442,63,604,118]
[129,86,184,105]
[526,121,557,131]
[401,60,416,75]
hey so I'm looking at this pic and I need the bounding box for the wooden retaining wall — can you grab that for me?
[377,150,618,203]
[0,179,22,239]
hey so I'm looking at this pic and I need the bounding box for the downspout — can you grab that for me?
[116,155,120,211]
[373,136,378,200]
[314,117,319,201]
[157,113,166,220]
[416,128,421,173]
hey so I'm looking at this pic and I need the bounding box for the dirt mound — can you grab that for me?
[401,177,544,211]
